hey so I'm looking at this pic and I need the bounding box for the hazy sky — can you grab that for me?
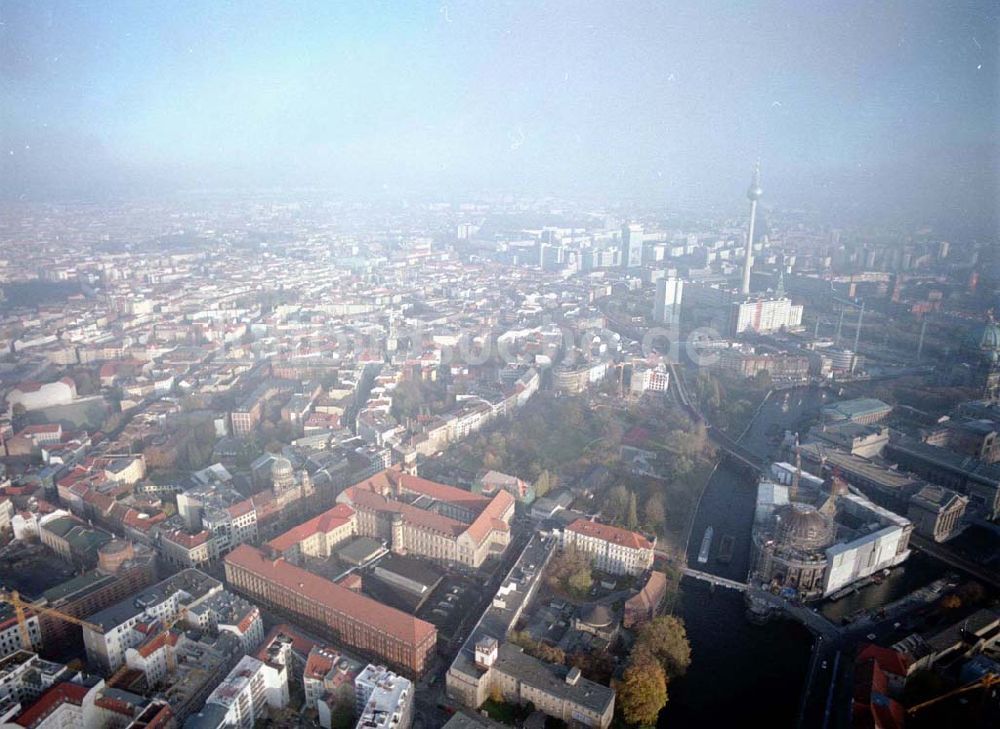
[1,1,997,224]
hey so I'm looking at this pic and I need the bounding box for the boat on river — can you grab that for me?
[698,526,714,564]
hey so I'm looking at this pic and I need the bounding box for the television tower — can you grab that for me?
[740,161,763,297]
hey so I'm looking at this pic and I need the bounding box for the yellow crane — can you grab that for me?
[0,589,102,652]
[907,672,998,716]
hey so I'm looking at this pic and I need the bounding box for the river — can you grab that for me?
[659,384,942,727]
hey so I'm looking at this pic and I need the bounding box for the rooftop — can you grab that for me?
[565,518,653,550]
[494,642,614,715]
[224,544,436,647]
[86,569,221,632]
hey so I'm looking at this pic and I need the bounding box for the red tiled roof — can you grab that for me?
[225,544,436,647]
[338,573,362,591]
[15,682,91,727]
[266,503,355,552]
[305,649,335,679]
[344,486,465,537]
[19,424,61,435]
[255,623,317,664]
[466,489,514,544]
[567,518,654,550]
[361,467,491,513]
[226,498,255,519]
[136,630,179,658]
[852,658,905,729]
[626,571,668,613]
[162,529,210,549]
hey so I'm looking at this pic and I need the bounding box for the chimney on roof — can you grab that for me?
[566,666,581,686]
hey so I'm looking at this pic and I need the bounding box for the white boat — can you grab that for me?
[697,526,714,564]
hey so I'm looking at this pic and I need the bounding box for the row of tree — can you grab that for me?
[604,484,664,533]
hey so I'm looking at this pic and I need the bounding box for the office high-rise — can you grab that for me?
[654,276,684,328]
[622,223,644,269]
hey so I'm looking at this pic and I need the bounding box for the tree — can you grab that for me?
[567,567,593,597]
[545,548,594,598]
[535,643,566,665]
[643,495,666,533]
[606,484,630,523]
[940,594,962,610]
[569,651,615,684]
[751,369,772,389]
[617,653,668,726]
[535,470,553,498]
[327,684,356,729]
[956,581,985,605]
[626,491,639,531]
[635,616,692,679]
[489,682,504,704]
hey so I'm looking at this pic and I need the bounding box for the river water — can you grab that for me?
[659,385,943,727]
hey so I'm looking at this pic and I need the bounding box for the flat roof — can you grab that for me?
[87,569,220,631]
[494,642,614,715]
[449,534,554,683]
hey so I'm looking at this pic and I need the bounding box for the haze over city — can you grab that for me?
[3,1,998,227]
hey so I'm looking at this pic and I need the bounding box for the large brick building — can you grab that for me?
[223,544,436,676]
[337,467,514,568]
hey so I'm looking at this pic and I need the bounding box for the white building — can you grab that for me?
[5,379,77,413]
[653,277,683,328]
[823,494,912,596]
[185,654,289,728]
[731,296,803,335]
[629,364,670,397]
[354,664,413,729]
[82,569,223,673]
[0,651,73,710]
[621,224,644,269]
[559,519,655,576]
[0,609,41,655]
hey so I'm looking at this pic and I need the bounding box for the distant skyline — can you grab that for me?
[1,1,996,228]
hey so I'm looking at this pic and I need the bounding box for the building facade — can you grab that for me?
[224,545,437,676]
[559,519,654,577]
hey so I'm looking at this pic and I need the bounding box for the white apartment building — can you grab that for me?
[559,519,655,577]
[731,296,803,335]
[354,664,414,729]
[186,654,289,728]
[82,570,223,673]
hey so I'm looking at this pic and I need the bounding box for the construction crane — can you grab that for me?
[0,589,102,652]
[907,672,998,716]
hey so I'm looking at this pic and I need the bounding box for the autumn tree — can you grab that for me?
[535,470,554,498]
[535,643,566,665]
[626,491,639,530]
[940,594,962,610]
[567,567,593,597]
[635,615,692,679]
[545,548,594,599]
[617,651,668,726]
[606,484,630,523]
[644,495,666,532]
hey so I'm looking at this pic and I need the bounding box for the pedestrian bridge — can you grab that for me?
[683,567,749,592]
